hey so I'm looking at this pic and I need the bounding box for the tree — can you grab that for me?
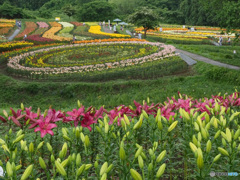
[39,6,52,19]
[62,4,76,19]
[77,1,115,22]
[128,7,158,38]
[0,1,26,19]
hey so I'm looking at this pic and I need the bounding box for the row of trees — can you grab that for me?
[0,0,240,30]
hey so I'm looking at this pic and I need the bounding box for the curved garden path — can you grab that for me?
[8,28,20,41]
[176,49,240,70]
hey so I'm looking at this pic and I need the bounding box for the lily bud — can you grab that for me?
[168,121,178,132]
[20,164,33,180]
[39,157,46,169]
[37,141,44,150]
[106,164,113,173]
[142,110,148,119]
[189,142,197,153]
[47,143,53,152]
[198,132,202,142]
[55,161,66,177]
[232,141,236,149]
[194,122,199,132]
[226,128,232,143]
[206,140,211,153]
[85,164,92,171]
[16,129,23,137]
[84,135,90,148]
[192,135,198,146]
[80,133,85,143]
[123,114,130,125]
[157,119,163,131]
[156,163,166,178]
[130,169,142,180]
[213,154,221,163]
[29,142,34,153]
[135,146,143,158]
[76,164,85,177]
[197,153,204,169]
[214,130,221,139]
[51,155,55,163]
[76,153,81,166]
[72,153,76,161]
[201,128,208,140]
[77,100,81,108]
[156,150,166,163]
[218,147,229,156]
[148,163,153,172]
[9,128,12,135]
[119,146,126,161]
[13,134,25,144]
[6,162,13,177]
[3,110,8,118]
[138,156,144,169]
[100,162,108,176]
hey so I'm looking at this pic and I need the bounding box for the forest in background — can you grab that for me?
[0,0,240,29]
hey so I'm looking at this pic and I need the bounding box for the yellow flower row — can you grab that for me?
[143,32,208,39]
[0,19,15,23]
[89,25,131,38]
[0,41,34,48]
[150,35,203,41]
[0,24,14,27]
[186,31,216,35]
[42,27,71,41]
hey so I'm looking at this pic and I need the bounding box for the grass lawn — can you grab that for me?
[0,61,240,111]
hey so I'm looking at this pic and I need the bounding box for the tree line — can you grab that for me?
[0,0,239,29]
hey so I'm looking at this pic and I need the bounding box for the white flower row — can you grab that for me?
[58,22,74,28]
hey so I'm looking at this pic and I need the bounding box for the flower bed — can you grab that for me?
[0,23,14,28]
[89,25,131,38]
[26,35,54,42]
[37,22,49,28]
[73,25,110,40]
[6,41,187,81]
[8,41,176,74]
[74,38,146,44]
[0,19,15,23]
[31,28,48,36]
[16,22,38,38]
[0,92,240,179]
[70,22,84,26]
[0,27,11,35]
[0,42,34,53]
[42,22,71,41]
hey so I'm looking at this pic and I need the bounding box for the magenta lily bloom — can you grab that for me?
[34,115,57,138]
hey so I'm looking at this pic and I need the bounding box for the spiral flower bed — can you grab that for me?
[8,41,177,76]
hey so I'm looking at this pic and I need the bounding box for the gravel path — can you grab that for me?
[176,49,240,70]
[8,29,20,41]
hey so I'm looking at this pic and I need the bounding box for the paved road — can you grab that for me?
[176,49,240,70]
[8,29,20,41]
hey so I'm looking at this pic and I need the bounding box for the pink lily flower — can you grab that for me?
[34,116,57,138]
